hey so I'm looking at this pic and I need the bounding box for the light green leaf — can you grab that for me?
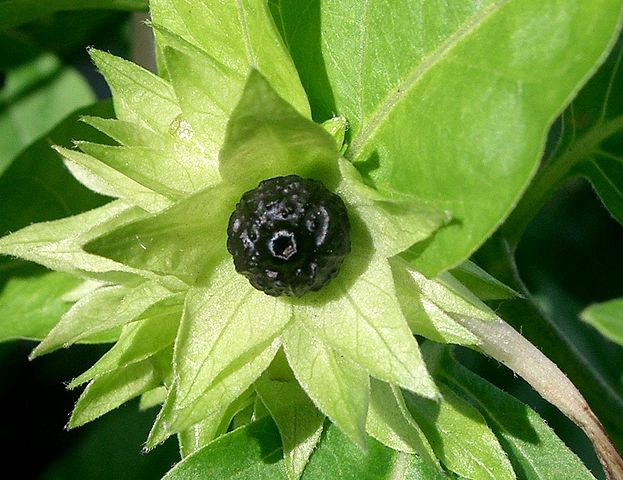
[0,200,149,282]
[68,358,161,429]
[89,49,180,134]
[177,388,255,458]
[435,345,596,480]
[76,142,213,198]
[56,146,173,213]
[397,258,497,322]
[219,70,339,192]
[391,258,480,345]
[163,43,244,163]
[295,253,438,399]
[405,380,515,480]
[68,295,183,388]
[173,260,292,408]
[337,158,450,256]
[277,0,623,276]
[283,319,369,450]
[80,116,165,148]
[0,271,80,342]
[148,340,280,447]
[321,116,348,152]
[156,0,309,118]
[0,38,94,174]
[450,260,520,301]
[139,386,167,411]
[581,298,623,346]
[32,280,174,358]
[392,262,479,345]
[366,379,437,466]
[84,182,238,281]
[255,351,325,480]
[0,1,147,30]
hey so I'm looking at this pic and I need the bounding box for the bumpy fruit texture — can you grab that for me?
[227,175,351,296]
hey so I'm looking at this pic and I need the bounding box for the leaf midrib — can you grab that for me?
[346,0,510,161]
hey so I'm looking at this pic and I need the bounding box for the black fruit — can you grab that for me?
[227,175,351,297]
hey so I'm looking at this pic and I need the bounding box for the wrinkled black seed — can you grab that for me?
[227,175,351,297]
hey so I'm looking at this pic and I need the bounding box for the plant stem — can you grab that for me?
[503,116,623,249]
[457,315,623,480]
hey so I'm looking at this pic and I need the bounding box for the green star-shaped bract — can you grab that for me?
[0,3,455,477]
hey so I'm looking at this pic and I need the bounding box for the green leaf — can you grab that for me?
[68,295,183,388]
[0,1,147,30]
[581,298,623,346]
[0,200,149,282]
[405,377,515,480]
[219,70,339,192]
[255,351,325,480]
[84,182,238,281]
[148,340,280,447]
[31,280,174,358]
[0,101,113,238]
[163,416,449,480]
[0,271,80,342]
[434,345,596,480]
[163,42,244,163]
[392,261,479,345]
[89,49,180,134]
[563,38,623,225]
[177,388,255,457]
[276,0,623,276]
[76,142,215,198]
[163,415,285,480]
[505,36,623,242]
[80,116,164,148]
[68,358,161,429]
[302,423,450,480]
[0,36,94,174]
[450,260,520,301]
[337,158,450,257]
[283,320,369,449]
[366,379,437,465]
[173,261,292,409]
[56,146,173,213]
[152,0,309,118]
[294,253,438,400]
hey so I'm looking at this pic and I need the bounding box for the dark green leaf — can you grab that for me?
[433,345,596,480]
[163,416,449,480]
[0,271,80,341]
[0,0,147,30]
[0,34,94,174]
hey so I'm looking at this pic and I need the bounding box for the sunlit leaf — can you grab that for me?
[581,298,623,346]
[274,0,623,275]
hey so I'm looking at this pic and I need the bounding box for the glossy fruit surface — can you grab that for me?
[227,175,351,296]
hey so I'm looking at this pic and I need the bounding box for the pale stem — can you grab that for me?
[456,315,623,480]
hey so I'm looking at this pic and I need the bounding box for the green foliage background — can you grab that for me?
[0,1,622,479]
